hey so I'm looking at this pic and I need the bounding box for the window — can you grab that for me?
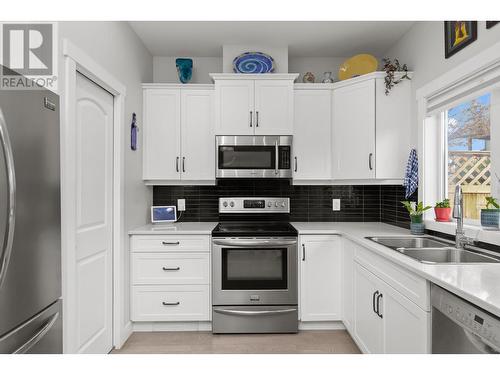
[444,93,491,220]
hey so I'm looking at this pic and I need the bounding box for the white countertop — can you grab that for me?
[128,222,217,235]
[293,222,500,317]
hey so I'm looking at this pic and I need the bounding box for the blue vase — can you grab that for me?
[176,58,193,84]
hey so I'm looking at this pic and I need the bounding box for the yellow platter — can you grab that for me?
[338,54,379,81]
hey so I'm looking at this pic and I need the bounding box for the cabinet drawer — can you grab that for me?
[131,285,210,321]
[354,243,429,311]
[132,253,210,285]
[131,235,210,252]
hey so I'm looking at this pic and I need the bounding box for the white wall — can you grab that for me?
[223,45,288,73]
[289,57,351,83]
[57,21,153,348]
[384,21,500,146]
[153,56,221,83]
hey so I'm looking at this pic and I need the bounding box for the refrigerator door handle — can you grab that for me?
[13,312,59,354]
[0,108,16,289]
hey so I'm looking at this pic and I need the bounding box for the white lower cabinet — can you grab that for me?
[341,240,355,332]
[299,235,342,322]
[130,234,211,323]
[353,259,429,353]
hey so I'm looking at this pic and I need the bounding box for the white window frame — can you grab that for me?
[417,39,500,246]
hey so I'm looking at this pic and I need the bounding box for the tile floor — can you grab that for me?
[112,330,361,354]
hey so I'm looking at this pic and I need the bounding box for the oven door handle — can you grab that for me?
[213,308,297,316]
[212,239,297,247]
[274,140,279,175]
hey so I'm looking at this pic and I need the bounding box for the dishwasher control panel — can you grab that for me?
[432,284,500,348]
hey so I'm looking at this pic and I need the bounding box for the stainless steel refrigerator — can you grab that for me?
[0,85,62,353]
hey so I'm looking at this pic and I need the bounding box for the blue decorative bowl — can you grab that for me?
[176,58,193,83]
[233,52,275,74]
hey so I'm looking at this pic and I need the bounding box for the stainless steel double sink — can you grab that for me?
[366,236,500,264]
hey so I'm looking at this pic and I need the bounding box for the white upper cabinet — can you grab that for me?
[181,89,215,181]
[332,72,412,180]
[333,78,376,180]
[299,235,342,322]
[142,85,215,184]
[214,80,254,135]
[212,74,298,136]
[375,76,411,179]
[254,80,294,135]
[293,88,332,180]
[143,88,181,181]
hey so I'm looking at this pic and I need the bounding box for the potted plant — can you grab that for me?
[434,199,452,222]
[481,197,500,230]
[401,201,432,235]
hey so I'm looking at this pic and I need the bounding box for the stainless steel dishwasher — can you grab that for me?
[431,284,500,353]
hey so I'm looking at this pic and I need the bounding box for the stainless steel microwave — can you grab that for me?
[216,136,293,178]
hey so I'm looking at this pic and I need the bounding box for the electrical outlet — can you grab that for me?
[332,199,341,211]
[177,199,186,211]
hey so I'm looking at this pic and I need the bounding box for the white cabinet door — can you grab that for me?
[254,80,294,135]
[215,80,254,135]
[354,262,383,353]
[143,89,181,180]
[300,235,342,321]
[381,283,430,353]
[293,90,332,180]
[342,240,355,332]
[181,89,215,181]
[332,79,375,179]
[375,77,411,179]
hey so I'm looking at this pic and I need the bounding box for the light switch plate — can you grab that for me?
[332,199,341,211]
[177,199,186,211]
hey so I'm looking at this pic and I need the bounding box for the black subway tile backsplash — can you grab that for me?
[153,179,414,226]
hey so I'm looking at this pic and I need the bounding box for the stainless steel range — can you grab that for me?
[211,197,298,334]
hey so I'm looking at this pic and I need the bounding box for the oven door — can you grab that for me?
[212,238,298,305]
[216,136,292,178]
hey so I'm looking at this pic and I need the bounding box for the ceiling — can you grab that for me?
[129,21,415,58]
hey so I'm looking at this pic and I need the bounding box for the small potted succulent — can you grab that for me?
[401,201,432,235]
[481,197,500,230]
[434,199,452,222]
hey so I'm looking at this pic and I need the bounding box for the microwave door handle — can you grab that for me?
[0,109,16,289]
[275,140,279,175]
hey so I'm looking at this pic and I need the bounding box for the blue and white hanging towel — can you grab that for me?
[404,149,418,199]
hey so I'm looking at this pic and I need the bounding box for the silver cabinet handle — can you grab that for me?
[176,156,179,172]
[162,266,180,271]
[0,109,16,289]
[13,312,59,354]
[256,111,259,127]
[274,140,279,175]
[182,157,186,172]
[162,301,180,306]
[249,111,253,127]
[369,153,373,171]
[294,156,298,172]
[302,243,306,261]
[162,241,180,246]
[213,239,297,247]
[213,308,296,316]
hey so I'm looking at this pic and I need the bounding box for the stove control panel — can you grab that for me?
[219,197,290,213]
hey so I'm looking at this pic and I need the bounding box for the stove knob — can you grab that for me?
[275,202,279,207]
[229,201,235,207]
[267,202,272,207]
[223,201,228,207]
[281,201,286,207]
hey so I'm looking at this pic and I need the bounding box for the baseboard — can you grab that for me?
[132,320,344,332]
[119,321,133,348]
[299,321,345,330]
[133,321,212,332]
